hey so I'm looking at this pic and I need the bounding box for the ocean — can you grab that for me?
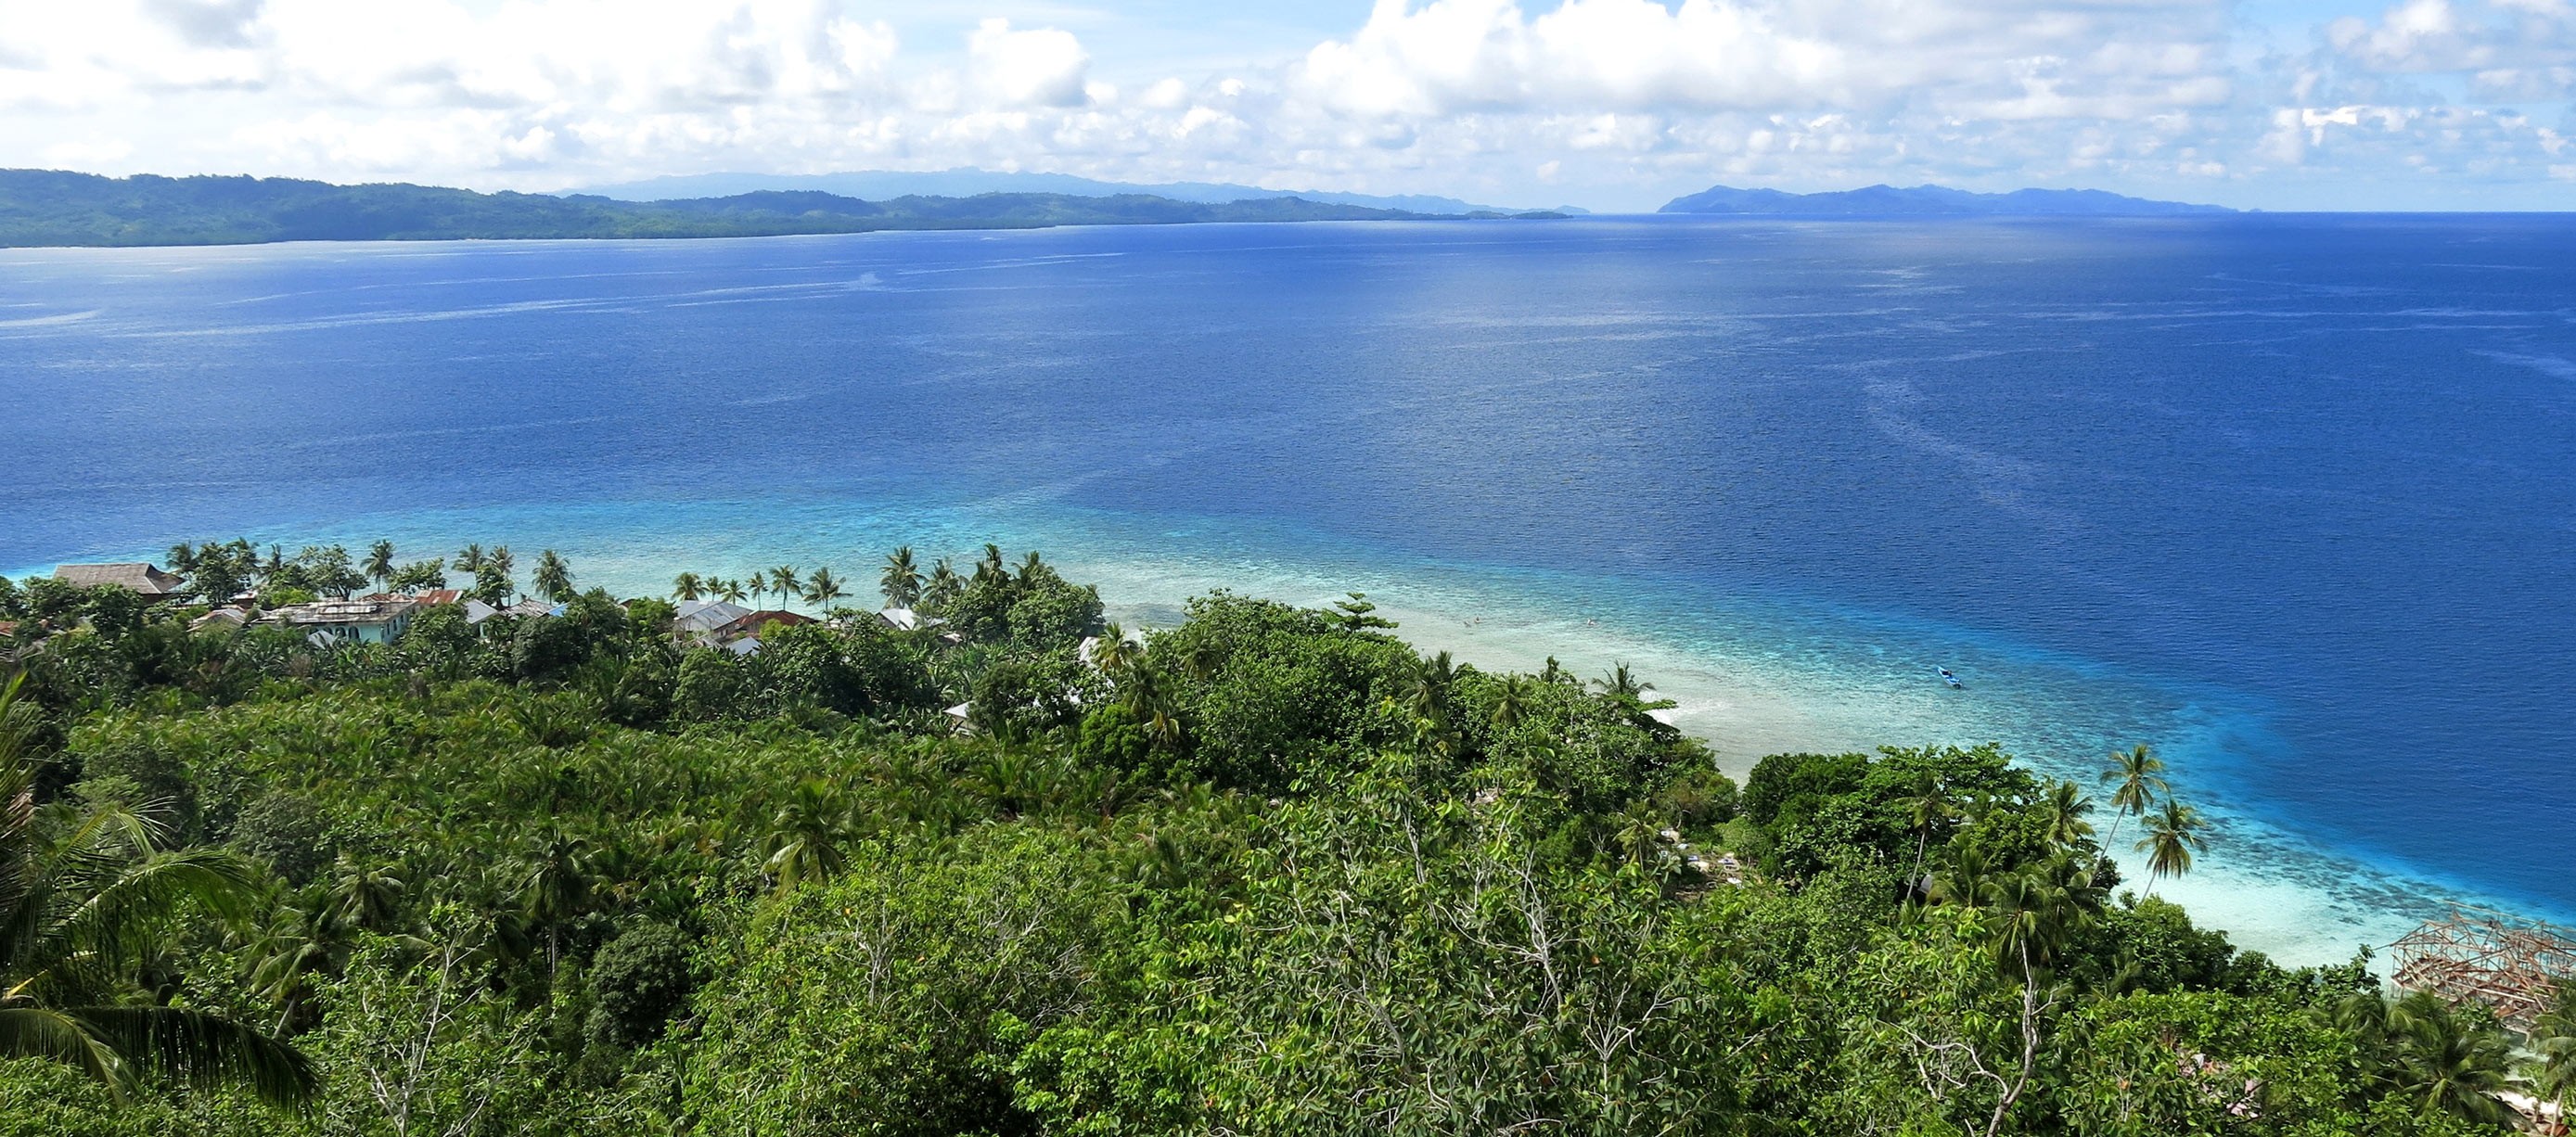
[5,215,2571,964]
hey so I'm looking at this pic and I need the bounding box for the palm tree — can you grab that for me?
[803,568,845,610]
[2530,986,2576,1121]
[454,543,487,580]
[767,566,800,610]
[365,541,396,594]
[923,558,963,613]
[1090,622,1134,675]
[1897,771,1953,890]
[2134,798,2208,897]
[976,544,1006,584]
[760,781,850,891]
[0,677,315,1105]
[746,572,767,605]
[2098,744,2168,850]
[1016,551,1046,583]
[257,544,287,585]
[532,550,572,605]
[326,856,406,931]
[2039,780,2095,850]
[514,833,594,977]
[672,572,705,602]
[2390,990,2518,1126]
[881,546,923,609]
[488,547,516,598]
[714,578,750,605]
[1492,674,1539,728]
[1593,663,1649,700]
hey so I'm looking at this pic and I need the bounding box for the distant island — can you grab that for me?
[570,167,1584,217]
[1660,183,2232,216]
[0,169,1564,248]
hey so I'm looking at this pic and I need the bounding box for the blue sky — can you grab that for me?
[1,0,2569,211]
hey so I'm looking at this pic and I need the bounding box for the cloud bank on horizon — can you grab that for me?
[0,0,2569,211]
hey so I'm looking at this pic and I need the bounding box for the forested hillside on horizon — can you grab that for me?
[0,170,1472,248]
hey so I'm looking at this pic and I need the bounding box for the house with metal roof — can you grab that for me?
[266,597,417,645]
[54,563,185,599]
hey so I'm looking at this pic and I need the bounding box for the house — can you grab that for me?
[711,608,812,643]
[364,589,463,607]
[673,599,752,638]
[878,607,949,632]
[54,563,185,600]
[189,607,250,632]
[266,597,417,645]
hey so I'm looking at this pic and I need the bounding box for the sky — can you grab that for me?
[1,0,2570,211]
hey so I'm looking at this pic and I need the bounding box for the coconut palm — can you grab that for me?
[365,541,396,594]
[1090,623,1134,675]
[1897,771,1953,890]
[672,572,705,602]
[767,566,801,609]
[760,781,851,891]
[881,546,923,609]
[454,543,487,579]
[326,855,406,931]
[488,546,516,593]
[715,578,750,605]
[532,550,572,604]
[514,832,595,977]
[746,572,766,604]
[803,568,845,610]
[1593,663,1650,700]
[2390,990,2518,1126]
[1492,673,1539,728]
[2526,986,2576,1117]
[1975,851,2105,979]
[923,558,963,613]
[2134,798,2208,897]
[976,544,1007,584]
[0,677,315,1105]
[2098,744,2168,850]
[1016,551,1047,583]
[2039,780,2095,850]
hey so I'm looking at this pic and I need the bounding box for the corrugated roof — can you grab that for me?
[54,563,184,595]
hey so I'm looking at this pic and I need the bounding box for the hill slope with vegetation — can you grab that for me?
[0,537,2565,1136]
[0,170,1510,248]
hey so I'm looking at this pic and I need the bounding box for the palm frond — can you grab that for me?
[0,1005,126,1096]
[72,1004,316,1107]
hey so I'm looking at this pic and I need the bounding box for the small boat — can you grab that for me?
[1939,667,1963,689]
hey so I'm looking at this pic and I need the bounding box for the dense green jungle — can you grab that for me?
[1,538,2568,1136]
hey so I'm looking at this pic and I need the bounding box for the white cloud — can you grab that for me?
[968,18,1090,108]
[0,0,2570,209]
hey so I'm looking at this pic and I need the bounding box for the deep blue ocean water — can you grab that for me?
[6,215,2571,959]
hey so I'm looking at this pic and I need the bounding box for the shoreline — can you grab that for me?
[15,497,2562,967]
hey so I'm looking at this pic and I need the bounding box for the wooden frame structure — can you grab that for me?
[2391,907,2576,1034]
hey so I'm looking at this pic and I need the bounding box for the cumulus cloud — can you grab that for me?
[968,18,1090,108]
[0,0,2570,208]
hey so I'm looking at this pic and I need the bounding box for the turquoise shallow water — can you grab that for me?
[6,216,2574,962]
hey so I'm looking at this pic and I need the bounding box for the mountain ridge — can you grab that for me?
[0,170,1571,248]
[1660,183,2232,216]
[571,168,1587,216]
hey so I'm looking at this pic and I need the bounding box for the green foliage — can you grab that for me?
[0,542,2519,1137]
[0,170,1447,249]
[583,923,693,1051]
[686,828,1126,1136]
